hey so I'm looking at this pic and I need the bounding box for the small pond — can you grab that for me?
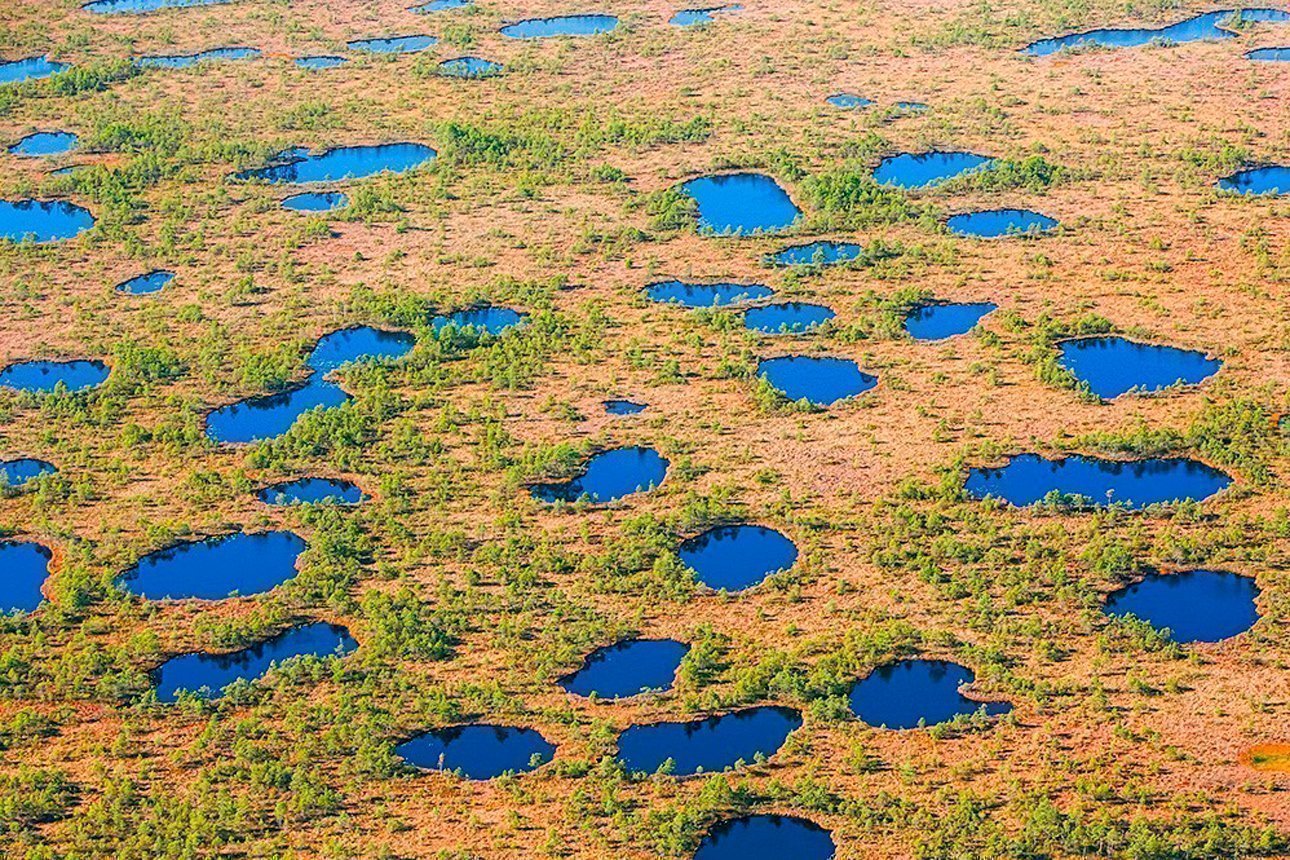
[605,399,646,415]
[757,355,876,406]
[412,0,471,11]
[430,306,526,335]
[237,143,435,183]
[849,659,1011,730]
[1248,46,1290,60]
[1022,9,1290,56]
[678,525,798,591]
[0,359,108,393]
[645,280,774,306]
[946,209,1058,238]
[559,639,689,698]
[307,326,415,373]
[0,199,95,242]
[396,725,555,779]
[0,57,70,85]
[1,458,56,487]
[872,151,993,189]
[1104,570,1260,643]
[119,530,306,600]
[768,240,862,267]
[258,477,364,505]
[153,622,357,702]
[826,92,871,109]
[695,815,836,860]
[904,302,996,340]
[669,5,741,26]
[1218,165,1290,196]
[964,453,1232,509]
[295,55,348,69]
[616,706,801,776]
[206,379,348,444]
[439,56,503,77]
[83,0,229,12]
[282,191,348,212]
[347,35,437,54]
[500,15,619,38]
[680,173,800,235]
[138,47,260,69]
[1057,336,1221,399]
[115,270,174,295]
[8,131,77,157]
[744,302,834,334]
[0,542,51,614]
[531,447,668,504]
[894,101,929,112]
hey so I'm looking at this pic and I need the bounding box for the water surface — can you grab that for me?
[1057,336,1221,398]
[1,458,56,487]
[83,0,229,12]
[0,360,108,392]
[965,454,1231,508]
[680,173,800,235]
[282,191,348,212]
[1023,9,1290,56]
[604,399,646,415]
[0,542,51,613]
[616,706,801,775]
[295,55,348,69]
[679,525,798,591]
[500,15,619,38]
[119,530,306,600]
[430,306,526,335]
[0,199,95,242]
[905,302,996,340]
[1248,46,1290,60]
[0,57,70,85]
[347,35,437,54]
[826,92,871,109]
[560,639,689,698]
[645,280,773,306]
[872,151,992,189]
[531,447,668,504]
[8,131,77,157]
[849,659,1010,729]
[439,56,503,77]
[946,209,1057,238]
[257,477,363,505]
[412,0,471,10]
[757,356,876,406]
[744,302,834,334]
[1218,165,1290,195]
[237,143,435,183]
[396,725,555,779]
[138,47,260,69]
[768,241,862,267]
[669,5,740,26]
[695,815,835,860]
[1104,570,1260,643]
[116,270,174,295]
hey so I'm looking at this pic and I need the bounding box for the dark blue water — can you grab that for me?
[257,477,363,505]
[872,151,993,189]
[947,209,1058,238]
[0,360,108,393]
[282,192,348,212]
[119,530,306,600]
[500,15,619,38]
[8,132,77,157]
[757,356,876,406]
[849,659,1011,729]
[905,302,996,340]
[695,815,836,860]
[0,199,95,243]
[295,55,348,69]
[439,56,503,77]
[0,57,70,85]
[531,447,668,504]
[308,326,414,371]
[396,725,555,779]
[559,639,689,698]
[680,173,801,235]
[616,706,801,775]
[153,622,357,702]
[744,302,835,334]
[826,92,871,109]
[1104,570,1260,643]
[1219,165,1290,195]
[115,270,174,295]
[83,0,229,12]
[678,525,798,592]
[237,143,435,183]
[137,47,261,69]
[430,306,526,335]
[0,542,51,614]
[1248,46,1290,60]
[768,241,862,267]
[412,0,471,11]
[604,399,646,415]
[965,454,1232,509]
[1022,9,1290,56]
[669,5,741,26]
[645,280,774,306]
[347,35,437,54]
[1057,336,1221,398]
[1,458,56,487]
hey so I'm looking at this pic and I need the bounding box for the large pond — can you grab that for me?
[965,454,1232,509]
[946,209,1058,238]
[680,173,800,235]
[1057,336,1221,398]
[1022,9,1290,56]
[237,143,435,183]
[530,447,668,504]
[396,725,555,779]
[0,199,95,242]
[1,458,56,487]
[616,706,801,776]
[115,270,174,295]
[430,306,527,335]
[8,131,77,157]
[849,659,1011,729]
[83,0,229,12]
[872,151,993,189]
[744,302,835,334]
[439,56,503,77]
[1104,570,1260,643]
[0,359,108,393]
[257,477,364,505]
[559,639,689,698]
[757,356,877,406]
[282,192,348,212]
[1218,165,1290,196]
[347,35,437,54]
[0,57,71,85]
[645,280,774,306]
[153,622,357,702]
[678,525,798,592]
[768,241,863,267]
[118,530,306,600]
[905,302,996,340]
[0,542,51,613]
[500,15,619,38]
[695,815,836,860]
[137,47,260,69]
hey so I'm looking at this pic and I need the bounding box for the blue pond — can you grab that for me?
[768,241,862,267]
[0,542,51,614]
[1022,9,1290,56]
[965,454,1231,509]
[412,0,471,11]
[0,199,95,243]
[258,477,363,505]
[309,326,415,371]
[826,92,871,109]
[669,5,740,26]
[560,639,689,698]
[744,302,835,334]
[616,706,801,775]
[531,447,668,504]
[282,191,348,212]
[1104,570,1260,643]
[83,0,229,12]
[295,55,348,69]
[119,530,306,600]
[1057,336,1221,399]
[947,209,1058,238]
[757,355,876,406]
[680,173,800,235]
[849,659,1011,730]
[1248,46,1290,60]
[678,525,798,592]
[237,143,435,183]
[8,131,77,157]
[0,57,70,85]
[500,15,619,38]
[153,622,357,702]
[431,306,526,335]
[439,56,503,77]
[138,47,260,69]
[905,302,996,340]
[1219,165,1290,196]
[347,35,437,54]
[873,151,993,189]
[695,815,836,860]
[0,360,108,393]
[1,458,56,487]
[116,270,174,295]
[895,101,929,112]
[605,399,646,415]
[645,280,774,307]
[396,725,555,779]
